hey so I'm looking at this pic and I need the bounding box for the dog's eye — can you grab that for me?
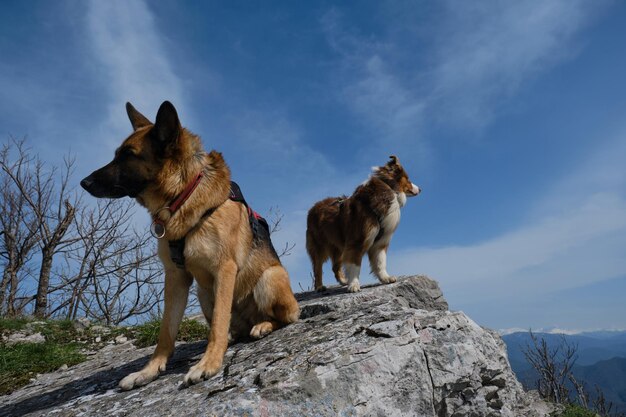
[121,148,142,160]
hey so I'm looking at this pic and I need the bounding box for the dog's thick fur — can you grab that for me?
[306,156,420,292]
[81,101,299,389]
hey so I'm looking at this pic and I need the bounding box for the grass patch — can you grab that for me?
[0,316,208,395]
[131,319,161,348]
[37,319,81,343]
[131,318,207,348]
[178,318,208,342]
[0,341,84,395]
[0,317,31,333]
[0,317,111,395]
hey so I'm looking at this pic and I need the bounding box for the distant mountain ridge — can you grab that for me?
[574,357,626,408]
[503,330,626,367]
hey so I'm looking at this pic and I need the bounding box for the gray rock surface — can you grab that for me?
[0,275,553,417]
[4,331,45,346]
[72,317,91,332]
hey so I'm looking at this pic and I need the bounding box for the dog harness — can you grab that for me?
[167,181,271,269]
[150,171,206,239]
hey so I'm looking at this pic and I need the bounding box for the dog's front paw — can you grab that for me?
[347,280,361,292]
[183,360,221,386]
[250,321,274,339]
[315,285,327,292]
[379,275,397,284]
[119,369,159,391]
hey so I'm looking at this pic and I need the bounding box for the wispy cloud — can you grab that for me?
[321,9,429,162]
[429,0,607,129]
[85,1,186,152]
[225,109,339,196]
[323,0,608,143]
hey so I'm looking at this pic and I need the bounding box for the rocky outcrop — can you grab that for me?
[0,276,553,417]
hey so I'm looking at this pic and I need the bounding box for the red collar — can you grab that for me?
[151,170,205,239]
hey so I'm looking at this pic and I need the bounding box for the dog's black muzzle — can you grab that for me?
[80,173,131,199]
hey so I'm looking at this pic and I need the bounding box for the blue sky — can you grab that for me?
[1,1,625,331]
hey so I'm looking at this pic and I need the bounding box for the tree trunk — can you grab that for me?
[34,247,53,317]
[0,267,9,315]
[34,200,75,318]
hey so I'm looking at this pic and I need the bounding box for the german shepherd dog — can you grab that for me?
[81,101,299,389]
[306,156,420,292]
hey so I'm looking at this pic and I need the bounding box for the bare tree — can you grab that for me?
[0,139,40,315]
[523,330,578,404]
[89,236,162,325]
[0,137,299,325]
[592,385,623,417]
[79,224,162,326]
[46,199,162,325]
[1,137,164,324]
[523,331,626,417]
[266,206,295,258]
[0,138,78,317]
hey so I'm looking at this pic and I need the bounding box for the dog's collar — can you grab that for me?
[151,170,205,239]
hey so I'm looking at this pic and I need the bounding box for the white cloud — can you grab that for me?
[390,191,626,289]
[86,1,187,151]
[498,327,591,336]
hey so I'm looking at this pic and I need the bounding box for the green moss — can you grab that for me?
[554,404,598,417]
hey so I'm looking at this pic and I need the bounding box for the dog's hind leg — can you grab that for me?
[332,261,347,286]
[344,249,365,293]
[368,245,396,284]
[184,260,237,386]
[119,266,193,391]
[197,284,214,324]
[331,249,347,286]
[251,265,300,339]
[307,232,327,291]
[312,256,326,291]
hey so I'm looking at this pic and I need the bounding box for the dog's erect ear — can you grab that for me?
[126,102,152,131]
[388,155,399,166]
[153,101,181,145]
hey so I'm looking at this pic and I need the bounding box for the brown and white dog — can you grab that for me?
[81,101,299,389]
[306,156,420,292]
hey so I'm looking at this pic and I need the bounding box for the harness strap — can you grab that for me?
[168,206,217,269]
[168,181,270,269]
